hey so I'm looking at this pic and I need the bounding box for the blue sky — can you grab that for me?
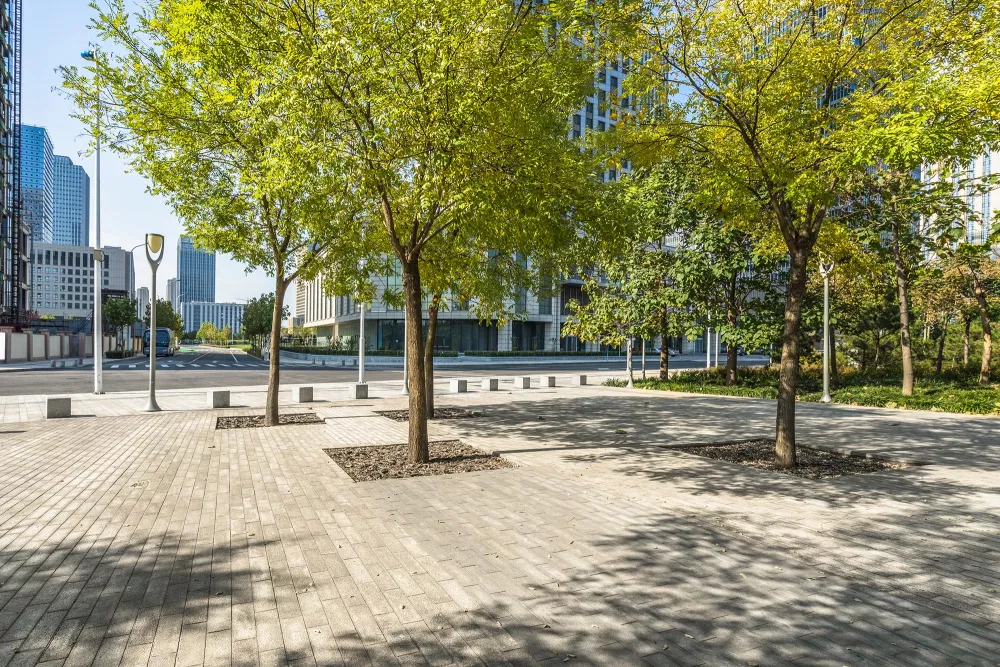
[23,0,291,310]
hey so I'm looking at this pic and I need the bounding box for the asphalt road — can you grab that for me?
[0,348,768,396]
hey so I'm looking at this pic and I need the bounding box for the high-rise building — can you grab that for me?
[52,156,90,246]
[136,286,149,320]
[166,277,180,311]
[176,235,215,304]
[19,125,54,244]
[30,243,134,321]
[0,0,25,325]
[181,301,244,337]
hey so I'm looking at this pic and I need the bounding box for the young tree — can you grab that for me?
[242,293,286,358]
[103,295,138,352]
[61,1,355,427]
[283,0,598,462]
[605,0,1000,466]
[196,322,218,343]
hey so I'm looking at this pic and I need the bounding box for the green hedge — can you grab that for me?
[462,350,621,357]
[626,365,1000,415]
[280,346,459,357]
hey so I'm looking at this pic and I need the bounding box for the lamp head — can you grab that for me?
[81,50,96,61]
[146,233,163,254]
[145,233,165,267]
[93,248,104,262]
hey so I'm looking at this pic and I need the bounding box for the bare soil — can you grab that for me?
[375,408,482,422]
[216,413,324,429]
[674,439,913,479]
[325,440,514,482]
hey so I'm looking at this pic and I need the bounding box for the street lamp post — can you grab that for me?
[82,48,103,394]
[819,258,836,403]
[144,234,165,412]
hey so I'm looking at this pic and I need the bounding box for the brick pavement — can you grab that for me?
[1,382,999,666]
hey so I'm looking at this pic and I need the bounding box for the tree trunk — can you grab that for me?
[963,316,972,366]
[659,307,670,380]
[265,272,287,427]
[892,219,914,396]
[424,295,441,419]
[935,322,946,374]
[403,260,429,463]
[775,246,810,469]
[974,287,993,385]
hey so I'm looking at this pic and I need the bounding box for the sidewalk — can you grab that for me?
[0,383,998,666]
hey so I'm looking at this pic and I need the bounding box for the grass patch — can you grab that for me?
[627,366,1000,416]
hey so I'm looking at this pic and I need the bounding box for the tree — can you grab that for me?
[242,293,286,357]
[197,322,218,343]
[144,299,183,342]
[284,0,598,462]
[103,295,138,352]
[61,1,356,427]
[605,0,1000,466]
[933,225,1000,384]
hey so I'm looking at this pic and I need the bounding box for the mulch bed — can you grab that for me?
[325,440,514,482]
[216,413,324,429]
[375,408,482,422]
[673,438,912,479]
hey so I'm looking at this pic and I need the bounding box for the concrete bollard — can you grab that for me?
[540,375,556,388]
[208,390,230,409]
[573,374,588,386]
[46,397,72,419]
[292,386,313,403]
[348,383,368,399]
[449,379,468,393]
[513,376,531,389]
[481,378,499,391]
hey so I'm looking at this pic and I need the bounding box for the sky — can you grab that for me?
[22,0,292,311]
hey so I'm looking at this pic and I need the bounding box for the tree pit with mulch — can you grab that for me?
[216,413,325,429]
[325,439,514,482]
[672,439,914,479]
[375,408,482,422]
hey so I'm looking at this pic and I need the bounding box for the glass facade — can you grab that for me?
[19,125,53,243]
[177,235,216,304]
[375,318,499,352]
[52,155,90,246]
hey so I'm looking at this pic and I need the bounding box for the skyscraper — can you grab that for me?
[176,235,215,304]
[166,277,179,311]
[19,125,54,243]
[0,0,24,325]
[52,155,90,246]
[136,286,149,320]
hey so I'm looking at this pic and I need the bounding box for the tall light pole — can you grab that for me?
[144,234,165,412]
[82,48,103,394]
[820,259,836,403]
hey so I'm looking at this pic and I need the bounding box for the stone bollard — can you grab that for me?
[348,383,368,399]
[540,375,556,387]
[208,390,230,408]
[481,378,499,391]
[572,374,588,386]
[46,397,72,419]
[513,376,531,389]
[449,379,468,393]
[292,386,313,403]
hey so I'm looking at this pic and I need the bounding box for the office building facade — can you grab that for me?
[52,155,89,246]
[166,277,180,311]
[19,124,53,244]
[176,235,215,304]
[136,286,149,320]
[30,243,135,320]
[181,301,244,336]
